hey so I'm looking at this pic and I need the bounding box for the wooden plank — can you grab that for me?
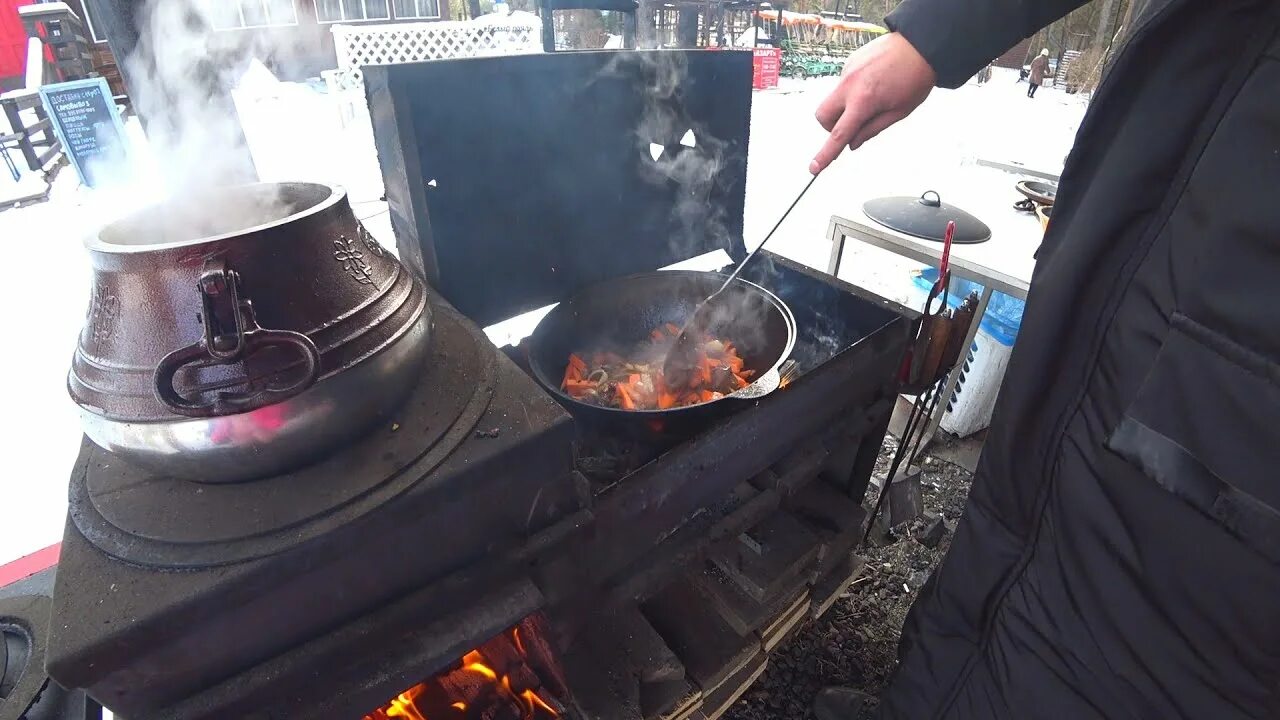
[810,552,866,621]
[697,653,768,720]
[657,687,704,720]
[760,593,809,653]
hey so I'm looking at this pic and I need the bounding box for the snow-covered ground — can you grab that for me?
[744,69,1085,299]
[0,66,1086,565]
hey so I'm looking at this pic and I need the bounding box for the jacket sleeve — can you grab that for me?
[886,0,1089,88]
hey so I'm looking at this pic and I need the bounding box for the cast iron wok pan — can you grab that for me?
[527,270,797,436]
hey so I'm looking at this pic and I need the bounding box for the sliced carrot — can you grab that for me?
[651,329,665,341]
[616,384,636,410]
[658,392,676,409]
[562,365,579,389]
[699,389,714,403]
[568,353,587,372]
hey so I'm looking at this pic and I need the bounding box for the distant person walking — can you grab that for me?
[1027,48,1050,97]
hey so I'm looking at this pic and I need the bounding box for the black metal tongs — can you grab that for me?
[864,221,979,542]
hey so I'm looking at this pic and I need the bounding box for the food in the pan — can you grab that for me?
[561,323,755,410]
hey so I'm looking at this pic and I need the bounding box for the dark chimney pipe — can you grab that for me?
[82,0,258,184]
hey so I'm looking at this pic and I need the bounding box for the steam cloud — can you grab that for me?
[595,50,785,364]
[84,0,298,242]
[599,50,736,265]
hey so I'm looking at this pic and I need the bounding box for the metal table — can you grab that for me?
[825,206,1039,451]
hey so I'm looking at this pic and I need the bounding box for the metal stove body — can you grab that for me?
[1,568,100,720]
[44,50,912,720]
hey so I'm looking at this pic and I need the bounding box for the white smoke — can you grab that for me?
[83,0,303,241]
[598,50,735,263]
[591,50,790,360]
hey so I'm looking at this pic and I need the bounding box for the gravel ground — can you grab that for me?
[725,437,976,720]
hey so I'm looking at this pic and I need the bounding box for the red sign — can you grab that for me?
[0,0,29,80]
[0,543,60,588]
[752,47,782,90]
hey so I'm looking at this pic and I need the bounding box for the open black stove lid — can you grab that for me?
[863,191,991,244]
[367,50,753,328]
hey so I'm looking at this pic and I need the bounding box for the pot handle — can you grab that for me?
[153,260,321,418]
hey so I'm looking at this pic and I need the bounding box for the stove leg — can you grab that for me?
[844,404,892,503]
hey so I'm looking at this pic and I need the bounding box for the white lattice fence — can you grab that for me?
[326,20,542,93]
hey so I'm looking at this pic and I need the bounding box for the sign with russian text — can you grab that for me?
[39,77,129,188]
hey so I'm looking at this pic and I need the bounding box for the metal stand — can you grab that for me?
[827,214,1027,455]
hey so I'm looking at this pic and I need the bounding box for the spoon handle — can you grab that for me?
[714,173,819,298]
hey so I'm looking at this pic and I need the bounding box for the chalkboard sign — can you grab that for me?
[39,77,130,188]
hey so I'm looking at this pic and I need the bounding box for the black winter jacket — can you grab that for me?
[880,0,1280,717]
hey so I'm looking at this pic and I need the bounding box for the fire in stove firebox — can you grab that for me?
[365,618,565,720]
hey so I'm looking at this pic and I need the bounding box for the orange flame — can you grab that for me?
[385,685,429,720]
[523,689,559,716]
[463,660,498,681]
[364,630,559,720]
[512,627,526,657]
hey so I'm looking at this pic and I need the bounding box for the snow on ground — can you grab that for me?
[0,66,1086,565]
[744,68,1085,301]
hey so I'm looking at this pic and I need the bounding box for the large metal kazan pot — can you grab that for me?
[68,182,430,483]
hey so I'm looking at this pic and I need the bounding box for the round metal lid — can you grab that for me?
[1016,179,1058,205]
[863,191,992,244]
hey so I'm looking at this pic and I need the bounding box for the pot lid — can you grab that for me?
[862,191,992,244]
[1016,179,1058,205]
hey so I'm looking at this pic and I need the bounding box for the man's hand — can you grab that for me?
[810,32,937,175]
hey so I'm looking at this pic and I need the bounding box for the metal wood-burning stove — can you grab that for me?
[40,50,911,720]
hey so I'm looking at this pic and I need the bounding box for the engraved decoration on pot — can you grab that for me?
[68,182,431,483]
[333,234,378,288]
[88,285,120,343]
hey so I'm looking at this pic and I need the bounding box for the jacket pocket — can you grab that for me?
[1107,313,1280,565]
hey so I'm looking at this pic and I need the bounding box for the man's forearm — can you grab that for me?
[886,0,1089,88]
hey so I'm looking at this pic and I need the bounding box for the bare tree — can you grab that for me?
[1094,0,1117,46]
